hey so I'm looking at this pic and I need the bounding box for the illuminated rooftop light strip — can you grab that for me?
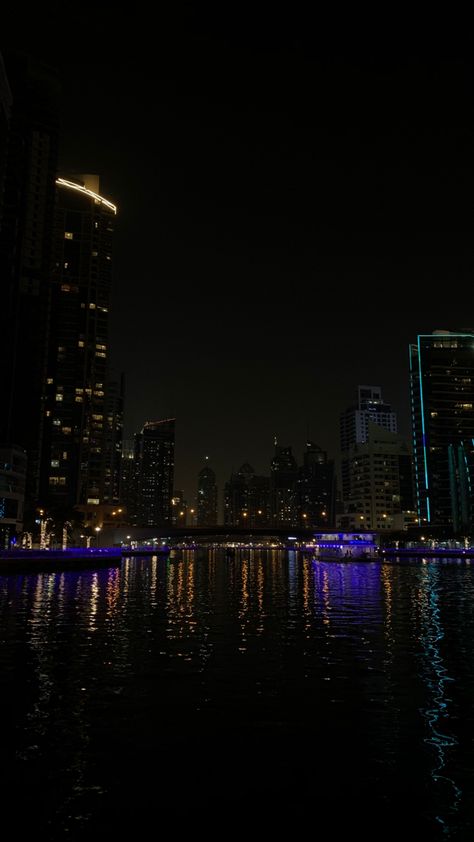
[56,178,117,213]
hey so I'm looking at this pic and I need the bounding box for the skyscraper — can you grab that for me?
[410,330,474,533]
[119,439,135,523]
[0,445,27,548]
[340,385,398,502]
[297,442,335,528]
[337,422,414,531]
[0,51,12,221]
[103,374,124,506]
[197,458,218,526]
[270,442,298,526]
[134,419,175,528]
[0,54,60,514]
[223,464,271,527]
[39,175,117,512]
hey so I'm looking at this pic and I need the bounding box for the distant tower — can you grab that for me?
[103,373,124,506]
[297,442,335,528]
[197,457,218,526]
[270,442,298,526]
[119,439,135,523]
[134,419,175,528]
[340,386,398,502]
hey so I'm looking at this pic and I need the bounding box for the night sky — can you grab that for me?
[5,8,472,503]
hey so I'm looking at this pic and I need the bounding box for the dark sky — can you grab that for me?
[5,7,473,503]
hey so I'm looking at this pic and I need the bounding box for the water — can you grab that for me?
[1,550,474,840]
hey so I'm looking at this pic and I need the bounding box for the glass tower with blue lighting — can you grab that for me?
[410,330,474,533]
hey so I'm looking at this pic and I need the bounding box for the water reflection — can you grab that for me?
[417,563,462,833]
[0,554,473,840]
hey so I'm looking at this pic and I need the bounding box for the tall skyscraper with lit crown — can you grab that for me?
[39,175,118,511]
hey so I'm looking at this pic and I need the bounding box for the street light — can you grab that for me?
[95,526,102,547]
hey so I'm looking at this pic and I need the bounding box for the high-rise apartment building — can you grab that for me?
[0,54,60,514]
[297,442,335,528]
[197,459,218,526]
[119,439,135,522]
[133,419,175,528]
[270,443,298,526]
[340,386,398,502]
[338,422,414,531]
[0,445,27,548]
[103,375,124,506]
[0,51,12,221]
[39,175,117,511]
[224,464,271,527]
[410,330,474,532]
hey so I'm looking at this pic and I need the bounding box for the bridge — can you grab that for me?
[106,524,377,549]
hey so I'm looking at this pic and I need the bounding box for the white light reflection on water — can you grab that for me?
[417,562,462,835]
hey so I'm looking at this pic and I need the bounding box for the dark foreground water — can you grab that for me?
[1,551,474,841]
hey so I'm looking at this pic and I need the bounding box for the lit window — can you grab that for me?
[89,302,96,309]
[51,459,59,468]
[63,451,68,460]
[61,284,71,292]
[87,498,100,505]
[75,396,83,403]
[55,394,63,402]
[95,351,106,358]
[64,232,73,240]
[78,340,85,347]
[64,262,69,269]
[92,250,98,257]
[62,427,71,435]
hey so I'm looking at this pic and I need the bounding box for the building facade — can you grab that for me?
[197,459,218,526]
[224,464,271,527]
[340,386,398,502]
[297,442,335,528]
[39,175,117,513]
[410,330,474,533]
[0,55,60,515]
[337,422,414,531]
[270,443,298,526]
[0,445,27,547]
[133,419,175,528]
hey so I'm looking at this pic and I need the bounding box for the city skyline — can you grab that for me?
[2,10,472,511]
